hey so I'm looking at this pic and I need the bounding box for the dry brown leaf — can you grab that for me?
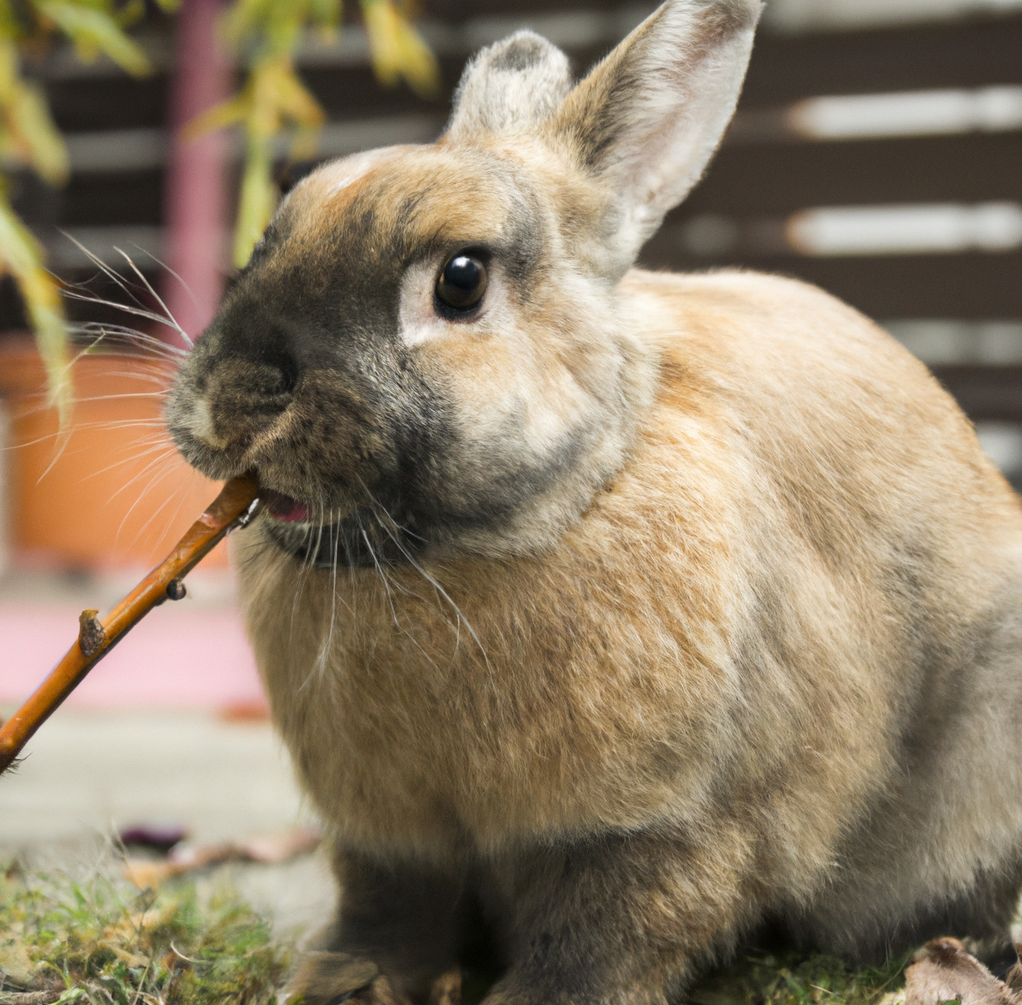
[905,938,1022,1005]
[123,827,321,888]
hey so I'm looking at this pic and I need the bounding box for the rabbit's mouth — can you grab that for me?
[259,488,310,523]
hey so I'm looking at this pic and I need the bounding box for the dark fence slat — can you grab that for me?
[426,0,629,17]
[931,365,1022,422]
[680,133,1022,217]
[740,14,1022,106]
[58,172,165,227]
[637,247,1022,319]
[45,75,170,133]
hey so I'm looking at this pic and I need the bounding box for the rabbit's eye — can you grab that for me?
[435,254,488,313]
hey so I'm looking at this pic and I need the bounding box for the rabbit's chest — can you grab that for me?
[265,623,702,854]
[238,537,730,855]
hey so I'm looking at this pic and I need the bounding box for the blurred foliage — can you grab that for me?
[191,0,440,268]
[0,863,291,1004]
[0,0,439,418]
[0,0,173,419]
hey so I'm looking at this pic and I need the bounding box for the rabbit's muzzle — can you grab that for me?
[196,359,295,448]
[166,307,450,568]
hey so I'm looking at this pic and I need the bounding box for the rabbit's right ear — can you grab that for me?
[552,0,761,278]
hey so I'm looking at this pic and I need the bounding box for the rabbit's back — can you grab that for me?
[626,267,1022,953]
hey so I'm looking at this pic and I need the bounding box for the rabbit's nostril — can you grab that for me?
[252,346,299,404]
[243,358,298,416]
[272,354,299,397]
[256,372,293,405]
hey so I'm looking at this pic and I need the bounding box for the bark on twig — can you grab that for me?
[77,609,106,657]
[0,473,259,775]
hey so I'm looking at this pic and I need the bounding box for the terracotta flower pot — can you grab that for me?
[0,336,226,572]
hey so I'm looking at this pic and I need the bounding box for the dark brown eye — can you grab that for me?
[435,253,488,313]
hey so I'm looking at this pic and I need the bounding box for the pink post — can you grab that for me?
[163,0,231,348]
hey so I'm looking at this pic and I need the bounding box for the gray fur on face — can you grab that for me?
[445,31,573,139]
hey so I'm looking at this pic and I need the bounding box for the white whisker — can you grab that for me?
[115,460,181,545]
[130,245,202,316]
[125,471,187,551]
[88,442,179,483]
[370,498,489,668]
[114,247,192,348]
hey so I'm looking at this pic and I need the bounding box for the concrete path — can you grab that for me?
[0,708,336,940]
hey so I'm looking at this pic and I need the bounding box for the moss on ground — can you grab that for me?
[0,859,911,1005]
[0,861,291,1004]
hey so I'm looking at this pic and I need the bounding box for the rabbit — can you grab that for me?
[164,1,1022,1003]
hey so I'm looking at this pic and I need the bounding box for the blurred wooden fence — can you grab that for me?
[5,1,1022,417]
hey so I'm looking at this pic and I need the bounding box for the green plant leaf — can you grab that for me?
[0,186,71,421]
[361,0,439,98]
[234,136,275,267]
[8,80,69,183]
[38,2,152,76]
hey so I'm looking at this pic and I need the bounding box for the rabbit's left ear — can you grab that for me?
[553,0,761,276]
[445,31,573,140]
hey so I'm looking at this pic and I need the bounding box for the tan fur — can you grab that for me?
[166,2,1022,1003]
[238,266,1022,920]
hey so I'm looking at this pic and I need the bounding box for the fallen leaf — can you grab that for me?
[905,938,1022,1005]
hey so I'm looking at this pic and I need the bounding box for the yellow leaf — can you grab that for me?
[362,0,402,88]
[0,40,18,102]
[214,0,438,274]
[234,137,276,267]
[116,0,147,31]
[0,185,45,275]
[0,192,71,422]
[393,14,439,99]
[308,0,342,31]
[25,286,72,423]
[273,65,325,129]
[221,0,271,49]
[182,92,251,141]
[288,124,320,162]
[263,1,305,57]
[361,0,438,98]
[39,2,152,77]
[9,82,69,184]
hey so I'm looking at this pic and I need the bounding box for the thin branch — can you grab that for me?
[0,474,260,775]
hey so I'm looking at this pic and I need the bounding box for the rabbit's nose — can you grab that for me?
[189,358,296,450]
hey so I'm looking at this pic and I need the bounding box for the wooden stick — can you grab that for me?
[0,473,260,776]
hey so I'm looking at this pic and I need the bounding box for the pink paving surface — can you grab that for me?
[0,602,268,711]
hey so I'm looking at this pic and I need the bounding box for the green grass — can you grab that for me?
[0,859,912,1005]
[687,948,910,1005]
[0,861,291,1004]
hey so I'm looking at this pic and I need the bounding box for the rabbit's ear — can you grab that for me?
[553,0,761,275]
[445,31,573,140]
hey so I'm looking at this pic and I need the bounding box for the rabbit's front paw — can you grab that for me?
[424,970,462,1005]
[285,954,461,1005]
[285,953,399,1005]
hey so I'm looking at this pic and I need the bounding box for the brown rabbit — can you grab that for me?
[165,1,1022,1003]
